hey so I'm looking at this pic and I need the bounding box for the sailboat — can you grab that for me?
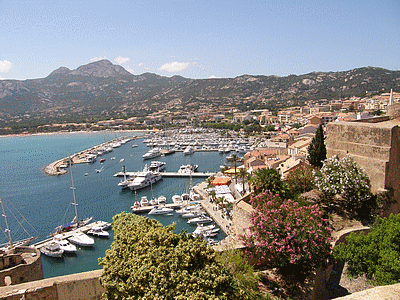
[0,196,37,250]
[55,157,94,247]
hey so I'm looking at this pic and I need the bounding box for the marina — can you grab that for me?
[0,130,237,278]
[114,171,215,178]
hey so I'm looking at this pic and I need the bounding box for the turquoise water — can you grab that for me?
[0,132,228,278]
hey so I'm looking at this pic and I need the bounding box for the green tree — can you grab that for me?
[307,125,326,168]
[334,214,400,285]
[232,153,238,184]
[314,155,374,216]
[250,168,290,199]
[99,212,262,299]
[239,168,249,194]
[285,164,315,195]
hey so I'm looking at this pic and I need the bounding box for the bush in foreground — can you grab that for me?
[241,192,333,280]
[99,212,263,299]
[334,214,400,285]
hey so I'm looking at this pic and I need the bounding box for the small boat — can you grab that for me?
[87,227,110,238]
[67,231,95,247]
[111,157,116,160]
[143,148,161,160]
[177,164,198,174]
[183,146,195,155]
[100,158,106,163]
[132,144,138,148]
[148,206,174,215]
[157,195,167,205]
[181,211,203,219]
[187,215,213,224]
[149,197,158,206]
[54,238,77,253]
[149,161,166,172]
[172,195,183,204]
[196,224,216,231]
[140,196,149,206]
[84,173,89,176]
[40,242,64,258]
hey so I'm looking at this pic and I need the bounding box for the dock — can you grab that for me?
[113,171,215,178]
[33,220,111,250]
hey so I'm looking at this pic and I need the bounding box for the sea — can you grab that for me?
[0,131,229,278]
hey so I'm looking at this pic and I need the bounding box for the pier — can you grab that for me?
[113,171,215,178]
[44,136,137,176]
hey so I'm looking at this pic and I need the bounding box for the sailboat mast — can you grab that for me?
[69,156,79,223]
[0,197,12,246]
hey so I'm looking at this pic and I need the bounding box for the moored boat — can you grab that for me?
[87,227,110,238]
[40,242,64,258]
[187,215,213,224]
[148,206,174,215]
[67,231,95,247]
[54,238,77,253]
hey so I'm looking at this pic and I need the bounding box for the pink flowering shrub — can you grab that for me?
[241,191,333,279]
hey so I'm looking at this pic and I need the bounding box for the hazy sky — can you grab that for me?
[1,0,399,80]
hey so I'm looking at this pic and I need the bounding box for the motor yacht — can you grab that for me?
[187,215,213,224]
[87,227,110,238]
[54,238,77,254]
[67,231,95,247]
[149,161,166,172]
[183,146,195,155]
[128,170,162,191]
[143,148,161,160]
[148,206,174,215]
[40,242,64,258]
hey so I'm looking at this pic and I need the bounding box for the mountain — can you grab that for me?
[0,60,399,124]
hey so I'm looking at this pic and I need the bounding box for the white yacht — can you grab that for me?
[87,227,110,238]
[187,215,213,224]
[40,242,64,258]
[157,195,167,205]
[67,231,95,247]
[149,161,166,172]
[128,171,162,191]
[54,238,77,253]
[148,206,174,215]
[176,204,202,214]
[143,148,161,160]
[183,146,195,155]
[140,196,149,206]
[177,164,198,174]
[172,195,183,204]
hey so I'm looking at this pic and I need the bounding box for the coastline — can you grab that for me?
[0,129,152,139]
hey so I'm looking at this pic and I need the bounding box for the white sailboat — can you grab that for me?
[0,196,37,250]
[56,157,94,247]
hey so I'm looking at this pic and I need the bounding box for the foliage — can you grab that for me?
[307,125,326,168]
[99,212,262,299]
[250,168,291,199]
[314,155,374,215]
[217,249,267,299]
[334,214,400,285]
[239,168,250,194]
[285,164,316,195]
[241,192,333,280]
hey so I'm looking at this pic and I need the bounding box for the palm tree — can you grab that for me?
[232,153,238,184]
[209,190,216,203]
[238,167,249,194]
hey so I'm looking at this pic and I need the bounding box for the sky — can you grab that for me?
[1,0,399,80]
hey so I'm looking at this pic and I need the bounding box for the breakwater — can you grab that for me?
[44,136,135,176]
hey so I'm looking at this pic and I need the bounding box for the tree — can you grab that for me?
[99,212,263,299]
[285,164,315,195]
[307,125,326,168]
[314,155,374,216]
[334,214,400,285]
[239,168,249,194]
[250,168,290,199]
[240,192,333,280]
[232,153,238,184]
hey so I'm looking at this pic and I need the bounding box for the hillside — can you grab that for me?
[0,60,399,124]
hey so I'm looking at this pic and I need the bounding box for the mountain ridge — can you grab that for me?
[0,60,399,123]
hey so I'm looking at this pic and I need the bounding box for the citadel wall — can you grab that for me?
[326,120,400,215]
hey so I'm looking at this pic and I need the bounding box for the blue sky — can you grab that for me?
[1,0,399,80]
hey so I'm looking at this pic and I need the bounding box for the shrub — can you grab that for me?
[334,214,400,285]
[314,155,373,215]
[241,192,333,280]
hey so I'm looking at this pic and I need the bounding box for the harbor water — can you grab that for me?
[0,131,229,278]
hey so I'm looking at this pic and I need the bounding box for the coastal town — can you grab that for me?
[1,87,399,299]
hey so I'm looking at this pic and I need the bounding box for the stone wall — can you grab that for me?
[232,195,253,238]
[0,247,43,287]
[326,120,400,215]
[0,269,103,300]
